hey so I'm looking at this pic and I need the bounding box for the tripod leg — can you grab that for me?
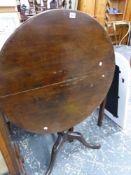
[68,132,100,149]
[68,128,74,132]
[97,98,106,126]
[45,133,64,175]
[68,128,74,142]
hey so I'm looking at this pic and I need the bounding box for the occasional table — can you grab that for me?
[0,10,115,175]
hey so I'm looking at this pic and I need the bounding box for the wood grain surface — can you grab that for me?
[0,10,115,133]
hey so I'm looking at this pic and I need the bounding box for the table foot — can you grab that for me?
[45,129,100,175]
[67,131,101,149]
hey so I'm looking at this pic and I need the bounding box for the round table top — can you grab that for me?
[0,10,115,133]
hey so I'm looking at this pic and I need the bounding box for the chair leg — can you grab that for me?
[14,143,27,175]
[97,98,107,126]
[0,112,20,175]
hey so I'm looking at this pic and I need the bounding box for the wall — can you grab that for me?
[124,0,131,21]
[78,0,107,25]
[78,0,96,16]
[0,0,16,6]
[95,0,107,25]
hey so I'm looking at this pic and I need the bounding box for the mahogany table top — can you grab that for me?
[0,10,115,133]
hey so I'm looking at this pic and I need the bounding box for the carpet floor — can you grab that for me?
[9,110,131,175]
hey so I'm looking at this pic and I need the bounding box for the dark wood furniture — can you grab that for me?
[105,0,129,45]
[18,0,73,22]
[0,10,115,175]
[97,98,107,126]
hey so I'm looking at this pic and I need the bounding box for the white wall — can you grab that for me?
[0,0,16,6]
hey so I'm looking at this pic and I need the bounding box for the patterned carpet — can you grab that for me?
[10,110,131,175]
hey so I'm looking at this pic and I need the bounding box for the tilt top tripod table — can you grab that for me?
[0,10,115,175]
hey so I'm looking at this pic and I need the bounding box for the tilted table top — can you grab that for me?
[0,10,115,133]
